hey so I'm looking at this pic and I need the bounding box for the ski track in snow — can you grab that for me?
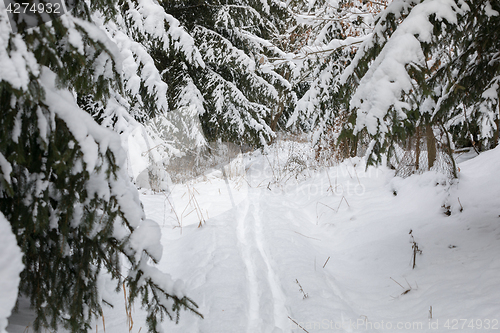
[162,167,370,333]
[237,189,289,333]
[236,196,261,332]
[254,199,289,333]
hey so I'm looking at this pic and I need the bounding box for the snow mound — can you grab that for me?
[0,212,24,333]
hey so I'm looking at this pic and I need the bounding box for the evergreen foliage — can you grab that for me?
[336,0,499,170]
[0,1,201,332]
[161,0,296,147]
[285,0,389,156]
[436,0,500,151]
[88,0,206,158]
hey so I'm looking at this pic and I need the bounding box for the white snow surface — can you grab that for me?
[7,141,500,332]
[0,212,24,333]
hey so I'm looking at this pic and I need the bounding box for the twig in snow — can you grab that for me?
[458,197,463,212]
[404,277,412,290]
[100,309,106,333]
[293,230,321,241]
[390,277,406,290]
[288,316,311,333]
[296,279,309,299]
[265,155,277,184]
[318,202,336,212]
[350,160,361,185]
[325,170,340,194]
[123,282,134,332]
[323,256,330,268]
[180,185,206,228]
[390,277,416,297]
[409,230,422,269]
[336,196,350,211]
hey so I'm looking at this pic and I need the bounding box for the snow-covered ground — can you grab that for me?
[7,140,500,333]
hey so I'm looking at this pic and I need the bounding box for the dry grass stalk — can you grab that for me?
[163,192,182,233]
[288,316,311,333]
[323,256,330,268]
[296,279,309,299]
[390,277,417,297]
[123,282,134,332]
[337,196,350,211]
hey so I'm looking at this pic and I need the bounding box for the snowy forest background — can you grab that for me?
[0,0,499,332]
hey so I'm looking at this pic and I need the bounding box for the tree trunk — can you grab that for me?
[440,123,457,178]
[270,100,285,132]
[493,118,500,149]
[426,123,437,169]
[270,70,290,133]
[415,126,421,171]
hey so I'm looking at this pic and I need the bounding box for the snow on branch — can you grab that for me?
[0,212,24,333]
[349,0,469,137]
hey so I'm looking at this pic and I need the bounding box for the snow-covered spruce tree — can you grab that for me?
[436,1,500,152]
[336,0,499,174]
[0,2,200,332]
[336,0,443,166]
[81,0,208,189]
[284,0,389,160]
[161,0,296,147]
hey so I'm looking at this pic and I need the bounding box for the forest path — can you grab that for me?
[236,189,290,332]
[7,147,500,333]
[152,176,366,333]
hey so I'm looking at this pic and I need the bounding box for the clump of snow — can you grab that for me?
[129,219,163,263]
[125,125,163,182]
[484,1,499,17]
[0,153,12,184]
[0,212,24,333]
[0,7,40,90]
